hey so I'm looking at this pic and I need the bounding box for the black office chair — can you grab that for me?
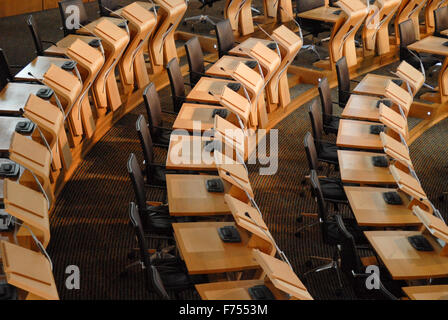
[58,0,91,36]
[26,15,57,57]
[434,6,448,38]
[295,0,331,60]
[142,83,173,147]
[98,0,123,17]
[136,114,169,188]
[215,19,236,58]
[299,171,366,294]
[303,132,348,207]
[399,19,440,71]
[182,0,222,31]
[166,58,190,113]
[318,77,340,135]
[335,57,360,108]
[184,37,209,86]
[126,202,196,299]
[336,215,402,300]
[0,49,24,90]
[308,101,339,168]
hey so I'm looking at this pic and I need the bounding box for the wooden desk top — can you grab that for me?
[297,6,345,23]
[228,38,273,57]
[113,1,156,16]
[353,74,396,97]
[77,17,124,35]
[14,56,70,82]
[365,230,448,280]
[173,221,259,274]
[408,36,448,56]
[165,134,217,171]
[341,94,381,122]
[186,77,237,104]
[206,56,256,78]
[173,103,226,132]
[403,284,448,300]
[0,83,47,115]
[166,174,230,216]
[45,35,97,56]
[338,150,395,185]
[344,186,420,227]
[442,29,448,36]
[336,119,383,150]
[195,279,286,300]
[0,117,32,153]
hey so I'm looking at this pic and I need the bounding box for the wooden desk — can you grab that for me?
[196,279,285,300]
[165,134,217,171]
[112,1,156,15]
[206,56,256,78]
[403,285,448,300]
[0,117,33,155]
[166,174,230,216]
[341,94,382,122]
[77,17,125,35]
[297,6,344,23]
[14,56,71,82]
[0,240,59,300]
[0,83,48,116]
[338,150,395,185]
[173,221,259,274]
[186,77,238,105]
[173,103,234,132]
[44,34,98,57]
[336,119,383,150]
[228,38,272,57]
[353,73,397,97]
[408,36,448,98]
[365,230,448,280]
[344,186,421,227]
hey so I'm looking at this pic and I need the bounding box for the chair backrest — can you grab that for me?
[318,77,333,124]
[128,202,171,300]
[335,214,364,275]
[0,49,13,91]
[335,57,351,107]
[143,83,163,138]
[399,19,417,48]
[98,0,121,17]
[166,58,186,113]
[184,37,205,86]
[296,0,325,13]
[434,6,448,36]
[215,20,235,58]
[26,15,44,56]
[136,114,155,182]
[309,170,332,243]
[304,132,320,171]
[58,0,89,36]
[127,153,147,216]
[308,100,324,142]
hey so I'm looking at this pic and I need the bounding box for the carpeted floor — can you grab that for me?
[1,1,447,300]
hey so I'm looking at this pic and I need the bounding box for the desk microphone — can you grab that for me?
[76,23,106,57]
[101,7,130,34]
[219,66,253,111]
[208,90,246,130]
[27,72,66,120]
[147,0,158,18]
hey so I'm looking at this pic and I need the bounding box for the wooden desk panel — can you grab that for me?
[341,94,381,122]
[338,150,395,185]
[45,35,98,57]
[0,117,33,154]
[206,56,255,78]
[353,74,397,97]
[403,285,448,300]
[77,17,125,35]
[113,1,156,15]
[228,38,273,57]
[407,36,448,56]
[14,56,71,82]
[297,6,345,23]
[173,104,230,132]
[173,221,259,274]
[0,83,47,115]
[195,279,286,300]
[344,186,420,227]
[166,174,230,216]
[336,120,383,150]
[365,230,448,280]
[186,78,238,104]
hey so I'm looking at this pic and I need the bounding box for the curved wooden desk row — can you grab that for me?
[334,59,448,299]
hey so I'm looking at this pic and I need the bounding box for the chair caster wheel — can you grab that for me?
[296,216,303,223]
[294,232,301,238]
[305,260,313,268]
[335,289,342,296]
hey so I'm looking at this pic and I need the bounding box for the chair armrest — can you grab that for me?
[42,40,57,46]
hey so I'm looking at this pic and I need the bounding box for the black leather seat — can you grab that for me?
[215,19,236,58]
[318,141,338,163]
